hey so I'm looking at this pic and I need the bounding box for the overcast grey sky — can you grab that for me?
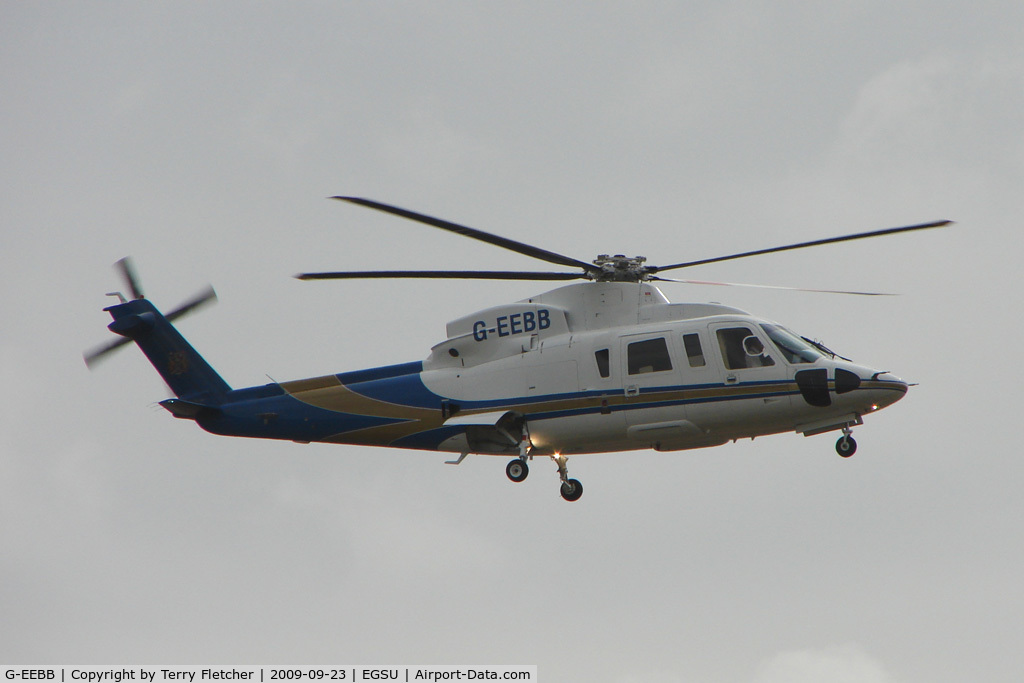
[3,2,1022,681]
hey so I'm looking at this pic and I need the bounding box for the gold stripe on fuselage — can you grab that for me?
[281,375,437,419]
[281,374,441,446]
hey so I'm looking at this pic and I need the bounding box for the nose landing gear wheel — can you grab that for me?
[506,458,529,482]
[836,435,857,457]
[560,478,583,502]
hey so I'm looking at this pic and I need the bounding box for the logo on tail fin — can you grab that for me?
[167,350,190,375]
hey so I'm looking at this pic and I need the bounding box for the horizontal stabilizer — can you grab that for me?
[159,398,220,420]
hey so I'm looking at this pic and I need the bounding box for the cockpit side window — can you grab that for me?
[717,327,775,370]
[760,324,821,364]
[627,337,673,375]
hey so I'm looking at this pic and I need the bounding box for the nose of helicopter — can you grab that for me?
[863,371,910,412]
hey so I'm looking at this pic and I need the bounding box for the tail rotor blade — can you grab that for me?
[115,257,145,300]
[83,336,133,368]
[84,283,217,369]
[166,285,217,321]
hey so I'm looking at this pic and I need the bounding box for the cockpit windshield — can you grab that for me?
[760,324,822,364]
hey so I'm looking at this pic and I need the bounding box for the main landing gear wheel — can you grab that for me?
[836,435,857,457]
[506,458,529,483]
[560,478,583,502]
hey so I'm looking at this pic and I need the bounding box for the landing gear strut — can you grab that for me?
[506,422,533,483]
[836,425,857,457]
[553,454,583,502]
[502,421,583,500]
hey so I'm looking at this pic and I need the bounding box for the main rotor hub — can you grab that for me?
[591,254,650,282]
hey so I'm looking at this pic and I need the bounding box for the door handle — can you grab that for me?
[725,374,738,384]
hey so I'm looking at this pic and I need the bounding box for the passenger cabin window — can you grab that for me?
[594,348,610,378]
[682,333,705,367]
[717,327,775,370]
[628,338,673,375]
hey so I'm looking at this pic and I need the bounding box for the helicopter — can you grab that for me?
[85,197,952,501]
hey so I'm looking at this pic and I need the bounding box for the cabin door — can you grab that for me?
[688,322,794,438]
[619,332,684,427]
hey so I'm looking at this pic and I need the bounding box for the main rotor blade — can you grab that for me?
[653,220,953,273]
[114,257,144,299]
[333,197,595,273]
[296,270,586,281]
[650,276,895,296]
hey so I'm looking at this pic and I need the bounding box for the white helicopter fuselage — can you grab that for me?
[420,282,906,456]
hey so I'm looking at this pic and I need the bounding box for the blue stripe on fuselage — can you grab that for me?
[336,361,423,386]
[341,369,443,409]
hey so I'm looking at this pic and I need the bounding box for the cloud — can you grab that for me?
[837,49,1024,179]
[751,644,901,683]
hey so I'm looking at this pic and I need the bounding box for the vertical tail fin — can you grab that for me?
[104,298,230,400]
